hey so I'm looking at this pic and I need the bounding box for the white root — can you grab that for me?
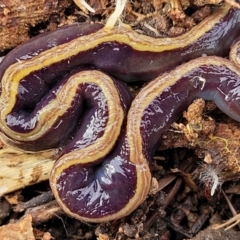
[73,0,95,13]
[105,0,128,30]
[73,0,128,29]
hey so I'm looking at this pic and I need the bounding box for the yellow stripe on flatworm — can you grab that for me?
[126,56,240,187]
[51,129,151,223]
[230,41,240,67]
[50,70,124,167]
[0,1,230,112]
[121,56,240,224]
[50,72,152,223]
[52,56,240,223]
[0,71,124,147]
[0,1,230,139]
[51,158,152,223]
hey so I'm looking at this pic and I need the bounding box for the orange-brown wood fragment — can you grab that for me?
[0,214,35,240]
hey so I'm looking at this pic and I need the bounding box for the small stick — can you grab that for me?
[0,145,56,196]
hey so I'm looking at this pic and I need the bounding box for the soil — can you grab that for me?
[0,0,240,239]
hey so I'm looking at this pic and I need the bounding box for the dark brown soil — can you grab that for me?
[0,0,240,239]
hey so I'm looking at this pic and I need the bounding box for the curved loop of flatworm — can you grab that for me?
[50,55,240,222]
[0,2,240,222]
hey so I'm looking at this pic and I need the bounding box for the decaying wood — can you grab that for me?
[0,0,72,51]
[26,200,62,225]
[0,214,53,239]
[0,214,35,240]
[0,144,56,196]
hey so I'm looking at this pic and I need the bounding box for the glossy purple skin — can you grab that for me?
[141,63,240,158]
[54,79,135,218]
[57,132,137,219]
[54,78,134,219]
[0,6,239,149]
[0,4,240,220]
[0,23,103,81]
[7,71,132,151]
[60,78,132,155]
[56,59,240,218]
[1,6,240,83]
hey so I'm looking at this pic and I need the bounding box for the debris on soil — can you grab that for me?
[0,214,53,240]
[0,0,72,52]
[122,0,215,37]
[1,0,240,239]
[190,225,240,240]
[162,98,240,182]
[0,0,231,52]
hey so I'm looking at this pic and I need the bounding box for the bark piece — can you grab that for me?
[0,145,56,196]
[0,214,35,240]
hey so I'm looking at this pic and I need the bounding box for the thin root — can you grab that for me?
[213,213,240,230]
[73,0,95,13]
[105,0,128,30]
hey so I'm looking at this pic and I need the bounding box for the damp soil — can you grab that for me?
[0,0,240,239]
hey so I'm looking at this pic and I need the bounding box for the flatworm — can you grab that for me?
[0,1,239,222]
